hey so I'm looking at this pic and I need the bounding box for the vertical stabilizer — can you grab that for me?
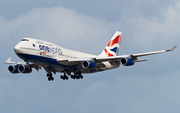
[99,31,122,57]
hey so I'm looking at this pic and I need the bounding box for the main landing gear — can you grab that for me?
[60,72,69,80]
[47,72,54,81]
[46,70,83,81]
[60,70,83,80]
[70,70,83,80]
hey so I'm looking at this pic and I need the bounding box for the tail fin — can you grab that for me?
[99,31,122,57]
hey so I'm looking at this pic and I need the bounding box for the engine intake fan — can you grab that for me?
[18,65,32,73]
[121,57,134,66]
[8,65,20,74]
[82,61,96,69]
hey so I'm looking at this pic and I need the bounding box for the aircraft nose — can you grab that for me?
[14,44,21,54]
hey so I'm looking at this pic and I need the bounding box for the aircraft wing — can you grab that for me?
[5,57,42,71]
[131,45,177,57]
[5,57,26,64]
[57,45,177,63]
[95,45,177,62]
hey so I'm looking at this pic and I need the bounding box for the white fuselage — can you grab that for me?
[15,38,96,59]
[14,38,119,74]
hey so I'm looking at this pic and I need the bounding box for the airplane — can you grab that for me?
[5,31,177,81]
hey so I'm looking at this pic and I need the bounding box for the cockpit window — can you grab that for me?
[21,39,29,41]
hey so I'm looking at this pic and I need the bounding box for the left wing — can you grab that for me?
[95,45,177,62]
[57,45,177,63]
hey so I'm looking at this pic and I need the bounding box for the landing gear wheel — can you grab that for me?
[71,75,75,79]
[80,75,83,79]
[47,73,50,77]
[59,71,70,80]
[47,72,53,77]
[51,77,54,81]
[60,75,68,80]
[76,76,80,79]
[47,72,54,81]
[65,76,68,80]
[71,70,83,80]
[60,75,63,79]
[48,77,54,81]
[48,77,51,81]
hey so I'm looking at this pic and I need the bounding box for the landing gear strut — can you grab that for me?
[47,72,54,81]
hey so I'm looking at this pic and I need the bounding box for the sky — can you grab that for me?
[0,0,180,113]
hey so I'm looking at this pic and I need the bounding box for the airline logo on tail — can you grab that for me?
[100,31,122,57]
[104,35,121,56]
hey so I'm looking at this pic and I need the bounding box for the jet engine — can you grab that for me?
[8,65,20,74]
[82,60,96,69]
[121,57,134,66]
[18,65,32,73]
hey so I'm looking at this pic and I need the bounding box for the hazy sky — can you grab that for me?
[0,0,180,113]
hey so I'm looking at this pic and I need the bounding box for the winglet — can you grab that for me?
[166,45,177,52]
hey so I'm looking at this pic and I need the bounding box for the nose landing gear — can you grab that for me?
[47,72,54,81]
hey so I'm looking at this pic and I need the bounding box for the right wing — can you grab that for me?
[5,57,26,64]
[5,57,42,71]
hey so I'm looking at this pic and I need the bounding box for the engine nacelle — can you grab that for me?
[121,57,134,66]
[18,65,32,73]
[8,65,20,74]
[82,60,96,69]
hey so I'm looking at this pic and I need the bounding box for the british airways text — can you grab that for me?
[39,45,62,54]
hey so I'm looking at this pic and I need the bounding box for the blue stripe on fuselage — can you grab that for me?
[16,53,76,71]
[16,53,104,73]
